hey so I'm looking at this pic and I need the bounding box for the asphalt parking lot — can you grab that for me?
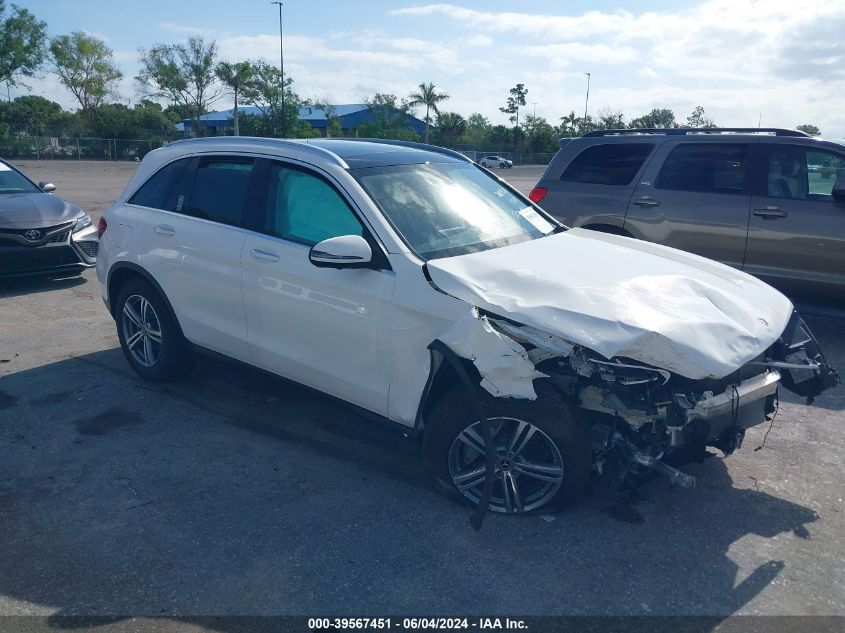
[1,161,843,621]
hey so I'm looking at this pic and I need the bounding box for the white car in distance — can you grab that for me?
[479,155,513,169]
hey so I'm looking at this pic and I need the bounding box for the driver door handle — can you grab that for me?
[753,206,787,219]
[154,225,175,237]
[633,196,660,207]
[250,248,279,262]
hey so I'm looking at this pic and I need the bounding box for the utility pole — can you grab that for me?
[271,1,285,137]
[583,72,591,122]
[532,102,537,118]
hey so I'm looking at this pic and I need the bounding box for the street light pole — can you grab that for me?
[271,1,285,137]
[583,72,591,123]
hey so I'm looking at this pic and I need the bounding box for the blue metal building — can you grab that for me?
[177,104,427,136]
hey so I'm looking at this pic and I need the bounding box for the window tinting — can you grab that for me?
[129,159,189,209]
[264,164,363,245]
[560,143,654,186]
[657,143,749,194]
[187,159,255,226]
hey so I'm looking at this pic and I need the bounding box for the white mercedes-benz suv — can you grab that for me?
[97,137,838,521]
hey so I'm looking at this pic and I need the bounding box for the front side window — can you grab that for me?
[354,162,555,260]
[187,158,255,226]
[263,164,363,245]
[657,143,749,194]
[128,158,190,210]
[0,161,39,194]
[561,143,654,186]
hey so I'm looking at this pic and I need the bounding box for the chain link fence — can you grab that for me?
[0,136,170,161]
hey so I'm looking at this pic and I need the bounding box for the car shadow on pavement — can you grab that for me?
[0,348,827,624]
[0,273,88,300]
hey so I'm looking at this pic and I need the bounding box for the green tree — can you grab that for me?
[499,83,527,127]
[595,108,625,130]
[0,1,47,88]
[137,37,221,135]
[215,61,253,136]
[559,110,579,136]
[358,93,418,140]
[312,99,341,137]
[796,124,821,136]
[408,82,449,144]
[465,112,492,148]
[521,114,557,153]
[629,108,676,129]
[240,60,301,137]
[685,105,716,128]
[435,111,465,148]
[0,94,80,136]
[49,32,123,124]
[490,124,512,151]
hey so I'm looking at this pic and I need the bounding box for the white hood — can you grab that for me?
[426,228,794,380]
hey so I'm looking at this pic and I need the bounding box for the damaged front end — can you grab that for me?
[442,308,839,490]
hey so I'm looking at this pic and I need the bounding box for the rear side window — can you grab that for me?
[187,158,255,227]
[560,143,654,185]
[263,163,363,245]
[657,143,749,194]
[128,159,190,209]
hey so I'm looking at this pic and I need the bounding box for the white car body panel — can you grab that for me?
[242,232,395,415]
[133,209,252,363]
[427,228,794,380]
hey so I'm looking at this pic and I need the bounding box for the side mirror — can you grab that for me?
[833,177,845,204]
[39,181,56,193]
[309,235,373,268]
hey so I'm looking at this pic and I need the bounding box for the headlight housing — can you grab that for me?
[73,213,92,233]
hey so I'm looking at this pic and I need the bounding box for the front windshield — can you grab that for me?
[0,162,40,194]
[353,162,557,260]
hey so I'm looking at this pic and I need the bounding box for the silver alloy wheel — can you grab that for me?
[448,417,564,514]
[121,294,163,368]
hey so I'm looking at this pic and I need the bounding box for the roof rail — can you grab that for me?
[164,136,349,168]
[582,127,810,138]
[326,137,474,163]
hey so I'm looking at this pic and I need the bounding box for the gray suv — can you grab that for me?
[530,128,845,305]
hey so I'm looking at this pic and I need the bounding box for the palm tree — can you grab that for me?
[408,82,449,144]
[436,112,466,148]
[560,111,579,137]
[215,61,254,136]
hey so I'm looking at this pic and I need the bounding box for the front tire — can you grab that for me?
[115,278,194,381]
[423,384,591,514]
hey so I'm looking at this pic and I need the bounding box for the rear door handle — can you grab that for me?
[753,206,787,219]
[250,248,280,262]
[154,225,175,236]
[633,196,660,207]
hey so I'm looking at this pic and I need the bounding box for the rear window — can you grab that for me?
[186,158,255,227]
[656,143,749,194]
[129,159,190,209]
[560,143,654,186]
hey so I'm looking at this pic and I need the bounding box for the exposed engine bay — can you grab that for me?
[437,307,839,488]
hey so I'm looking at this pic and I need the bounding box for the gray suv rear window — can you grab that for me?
[560,143,654,186]
[656,143,749,194]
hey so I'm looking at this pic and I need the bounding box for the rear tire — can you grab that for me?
[115,277,195,381]
[423,384,591,514]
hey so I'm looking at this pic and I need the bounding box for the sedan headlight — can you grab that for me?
[73,213,92,233]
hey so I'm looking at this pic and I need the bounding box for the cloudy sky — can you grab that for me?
[13,0,845,137]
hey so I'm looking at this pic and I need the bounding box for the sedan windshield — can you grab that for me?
[0,162,39,194]
[353,162,557,259]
